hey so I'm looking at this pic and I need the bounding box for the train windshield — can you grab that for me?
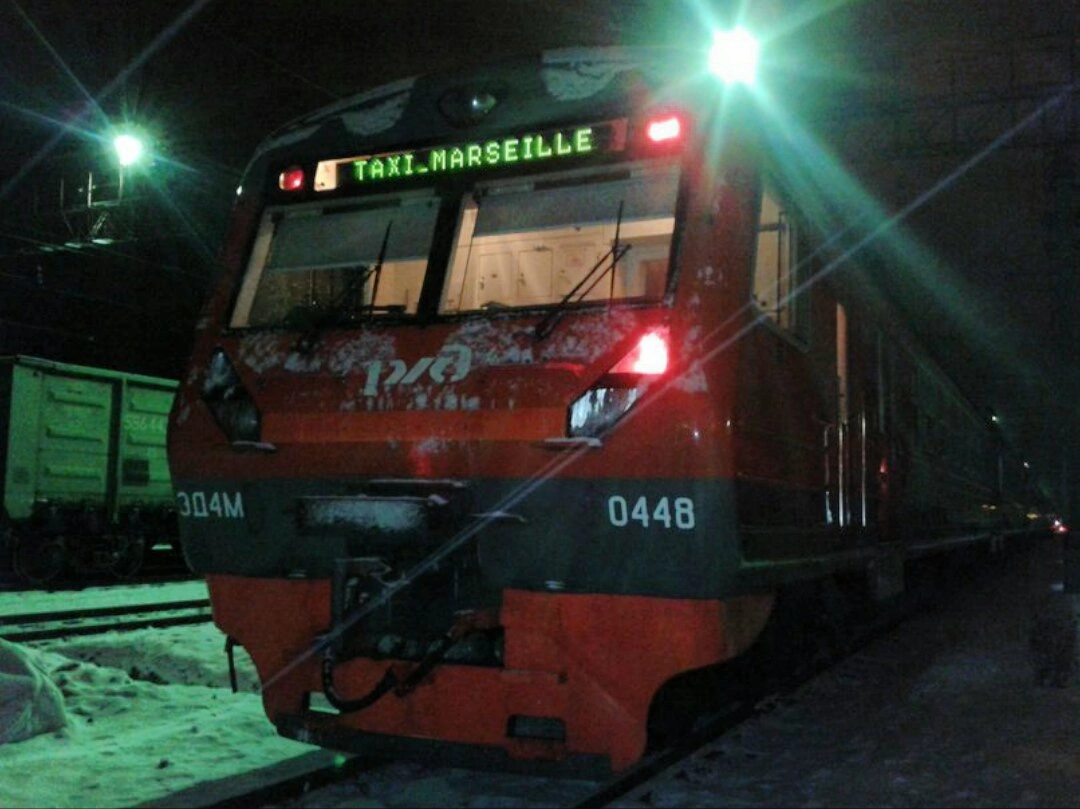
[230,190,438,328]
[228,159,679,330]
[439,160,678,313]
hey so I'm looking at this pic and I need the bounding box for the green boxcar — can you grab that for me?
[0,356,178,581]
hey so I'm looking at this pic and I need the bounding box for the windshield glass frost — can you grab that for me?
[230,192,438,328]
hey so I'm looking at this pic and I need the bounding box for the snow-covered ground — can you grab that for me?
[0,580,315,808]
[1,537,1077,808]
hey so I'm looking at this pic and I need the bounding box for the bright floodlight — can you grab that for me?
[708,27,760,85]
[113,134,145,167]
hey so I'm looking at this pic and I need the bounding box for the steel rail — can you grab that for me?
[1,598,212,642]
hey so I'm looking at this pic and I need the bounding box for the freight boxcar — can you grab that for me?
[0,355,178,582]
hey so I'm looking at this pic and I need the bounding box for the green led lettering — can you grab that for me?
[575,127,594,153]
[343,123,615,185]
[535,135,553,159]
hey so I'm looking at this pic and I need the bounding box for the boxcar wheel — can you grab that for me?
[109,536,146,579]
[13,536,66,584]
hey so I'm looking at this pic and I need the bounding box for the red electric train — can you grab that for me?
[168,38,1036,771]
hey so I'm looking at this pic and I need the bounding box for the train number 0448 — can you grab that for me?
[607,496,695,529]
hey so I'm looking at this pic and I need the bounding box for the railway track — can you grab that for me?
[133,698,768,809]
[0,597,213,642]
[135,632,865,808]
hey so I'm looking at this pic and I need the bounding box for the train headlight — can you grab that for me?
[202,349,262,444]
[708,27,760,86]
[568,329,669,439]
[569,387,643,438]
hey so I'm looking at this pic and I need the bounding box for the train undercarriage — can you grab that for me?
[1,502,180,584]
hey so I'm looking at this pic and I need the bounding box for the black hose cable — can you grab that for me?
[394,630,460,696]
[320,651,399,713]
[319,628,465,712]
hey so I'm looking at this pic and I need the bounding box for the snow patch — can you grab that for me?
[446,320,536,366]
[414,437,448,457]
[697,264,723,287]
[306,497,425,535]
[294,77,416,131]
[282,351,326,373]
[252,77,416,161]
[0,640,67,744]
[238,332,289,374]
[666,325,710,393]
[541,48,645,101]
[434,390,459,411]
[255,124,320,157]
[674,365,710,393]
[908,651,1008,702]
[341,91,410,136]
[328,334,397,376]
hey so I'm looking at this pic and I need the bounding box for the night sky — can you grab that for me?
[0,0,1076,510]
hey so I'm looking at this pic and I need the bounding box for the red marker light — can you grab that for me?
[612,330,669,375]
[279,167,305,192]
[633,331,669,374]
[646,115,682,144]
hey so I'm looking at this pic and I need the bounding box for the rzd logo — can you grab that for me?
[363,343,471,396]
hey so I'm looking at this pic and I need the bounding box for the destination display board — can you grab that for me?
[314,119,627,191]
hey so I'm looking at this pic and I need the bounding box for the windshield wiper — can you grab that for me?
[363,221,392,319]
[534,201,628,341]
[290,222,393,352]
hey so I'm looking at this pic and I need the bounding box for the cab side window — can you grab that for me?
[753,185,807,338]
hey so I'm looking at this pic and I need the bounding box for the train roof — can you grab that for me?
[242,46,703,183]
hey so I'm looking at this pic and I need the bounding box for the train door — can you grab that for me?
[834,303,850,527]
[834,302,871,532]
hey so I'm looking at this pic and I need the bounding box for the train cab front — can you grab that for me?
[167,47,773,773]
